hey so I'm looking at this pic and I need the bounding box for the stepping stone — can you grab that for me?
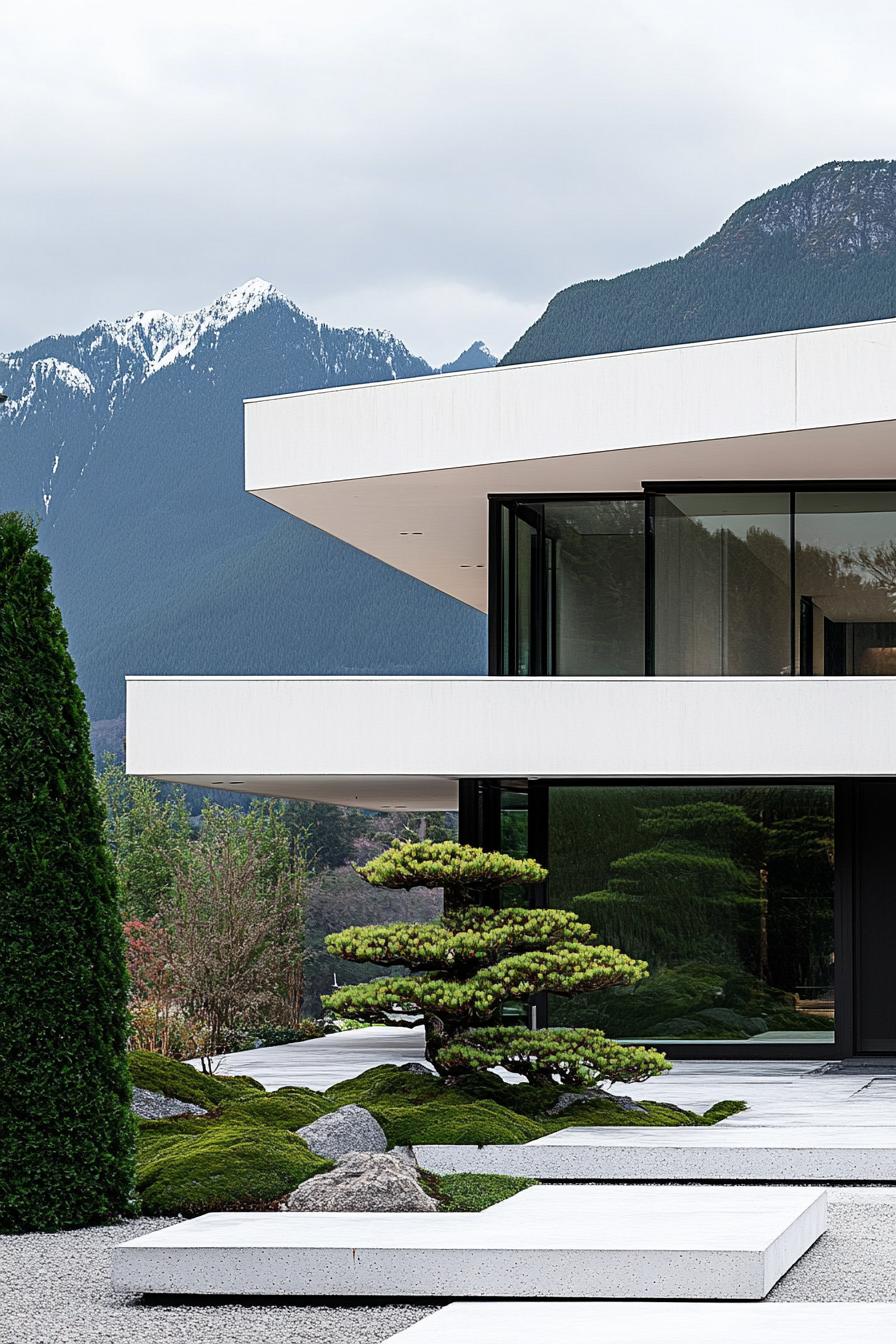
[416,1124,896,1181]
[112,1183,825,1300]
[385,1302,896,1343]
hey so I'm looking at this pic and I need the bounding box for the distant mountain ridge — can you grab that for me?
[503,160,896,364]
[0,281,492,722]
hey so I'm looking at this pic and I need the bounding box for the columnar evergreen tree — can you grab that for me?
[0,513,134,1232]
[323,840,668,1086]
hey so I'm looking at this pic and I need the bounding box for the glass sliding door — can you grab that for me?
[496,498,646,676]
[546,784,835,1045]
[653,493,792,675]
[497,503,541,675]
[795,491,896,675]
[543,501,645,675]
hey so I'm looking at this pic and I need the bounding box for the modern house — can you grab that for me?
[126,316,896,1062]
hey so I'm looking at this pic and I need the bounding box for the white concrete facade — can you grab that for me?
[245,317,896,609]
[126,672,896,810]
[127,316,896,808]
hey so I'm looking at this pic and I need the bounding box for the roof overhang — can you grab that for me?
[245,318,896,612]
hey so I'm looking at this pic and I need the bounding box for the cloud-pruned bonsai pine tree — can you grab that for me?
[323,840,668,1087]
[0,513,133,1231]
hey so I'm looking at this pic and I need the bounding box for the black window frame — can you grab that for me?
[460,774,855,1061]
[489,482,896,680]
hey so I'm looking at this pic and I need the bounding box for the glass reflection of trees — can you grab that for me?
[549,787,834,1042]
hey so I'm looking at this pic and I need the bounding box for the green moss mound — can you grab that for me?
[453,1071,565,1118]
[325,1064,444,1109]
[433,1173,536,1211]
[219,1090,334,1129]
[377,1097,544,1146]
[325,1063,743,1142]
[132,1059,745,1216]
[137,1121,329,1216]
[701,1099,748,1123]
[128,1050,263,1109]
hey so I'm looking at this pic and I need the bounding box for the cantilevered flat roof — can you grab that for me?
[244,316,896,611]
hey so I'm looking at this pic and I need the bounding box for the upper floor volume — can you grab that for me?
[243,314,896,627]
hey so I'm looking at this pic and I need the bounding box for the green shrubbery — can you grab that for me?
[551,961,833,1040]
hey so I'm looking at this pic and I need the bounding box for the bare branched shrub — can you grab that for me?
[161,805,308,1069]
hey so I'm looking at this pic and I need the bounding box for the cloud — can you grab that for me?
[4,1,896,362]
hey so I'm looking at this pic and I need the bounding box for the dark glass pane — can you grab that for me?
[515,514,536,675]
[547,785,835,1045]
[795,491,896,675]
[543,501,644,674]
[654,493,791,675]
[499,787,532,1022]
[499,505,511,675]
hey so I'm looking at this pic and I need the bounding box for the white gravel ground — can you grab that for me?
[768,1187,896,1301]
[2,1190,894,1342]
[0,1218,436,1344]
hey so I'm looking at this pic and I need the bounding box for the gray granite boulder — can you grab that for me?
[283,1151,439,1212]
[131,1087,208,1119]
[297,1104,387,1160]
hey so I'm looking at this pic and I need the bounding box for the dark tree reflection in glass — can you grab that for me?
[547,785,835,1045]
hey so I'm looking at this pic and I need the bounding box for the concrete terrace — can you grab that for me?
[203,1026,896,1127]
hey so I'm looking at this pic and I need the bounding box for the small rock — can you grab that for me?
[399,1063,435,1076]
[284,1151,439,1213]
[389,1144,417,1166]
[131,1087,208,1120]
[547,1086,647,1117]
[297,1104,387,1160]
[613,1096,649,1115]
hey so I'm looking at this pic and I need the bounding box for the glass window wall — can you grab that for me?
[543,502,645,675]
[653,494,791,676]
[546,784,835,1045]
[496,489,896,678]
[795,491,896,674]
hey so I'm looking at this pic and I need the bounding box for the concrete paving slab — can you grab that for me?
[384,1301,896,1343]
[417,1124,896,1181]
[112,1184,825,1301]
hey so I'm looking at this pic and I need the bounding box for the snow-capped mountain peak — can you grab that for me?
[94,277,291,379]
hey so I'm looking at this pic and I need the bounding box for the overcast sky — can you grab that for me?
[5,1,896,364]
